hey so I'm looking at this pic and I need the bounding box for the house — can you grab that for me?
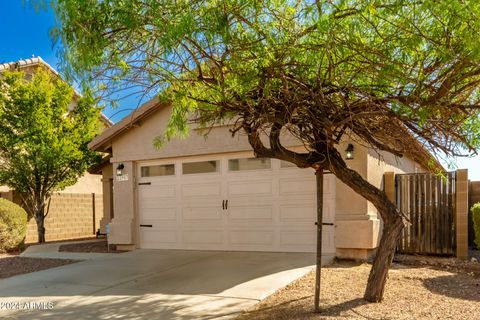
[0,57,112,243]
[88,97,443,261]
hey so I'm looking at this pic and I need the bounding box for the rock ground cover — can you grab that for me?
[238,257,480,320]
[58,240,126,253]
[0,254,78,279]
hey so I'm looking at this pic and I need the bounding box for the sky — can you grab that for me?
[1,1,479,180]
[0,1,142,123]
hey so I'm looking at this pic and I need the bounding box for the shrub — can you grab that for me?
[0,198,27,252]
[472,203,480,250]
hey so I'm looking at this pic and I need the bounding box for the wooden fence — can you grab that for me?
[396,172,456,255]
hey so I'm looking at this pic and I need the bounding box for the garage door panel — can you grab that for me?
[182,230,224,245]
[279,203,334,223]
[140,185,176,199]
[138,157,336,254]
[227,180,273,197]
[227,206,273,222]
[181,182,221,198]
[279,177,335,197]
[279,228,334,253]
[279,204,315,222]
[279,178,316,196]
[182,206,223,222]
[140,207,177,221]
[322,227,335,254]
[141,229,178,245]
[323,202,335,223]
[324,176,336,197]
[139,198,170,210]
[280,230,315,247]
[228,230,274,246]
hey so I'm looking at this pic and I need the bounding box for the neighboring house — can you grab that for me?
[0,57,112,243]
[89,97,440,261]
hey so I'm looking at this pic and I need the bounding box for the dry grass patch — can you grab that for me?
[238,260,480,320]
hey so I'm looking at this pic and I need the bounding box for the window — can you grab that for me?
[183,160,219,174]
[228,157,271,171]
[141,164,175,177]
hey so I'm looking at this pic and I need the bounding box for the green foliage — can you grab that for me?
[0,69,101,218]
[0,198,27,252]
[472,203,480,249]
[47,0,480,160]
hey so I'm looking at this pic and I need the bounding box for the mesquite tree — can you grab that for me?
[49,0,480,301]
[0,70,100,243]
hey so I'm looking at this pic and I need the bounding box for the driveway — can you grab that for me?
[0,250,316,319]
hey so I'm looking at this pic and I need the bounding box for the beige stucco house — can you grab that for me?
[89,96,440,261]
[0,57,111,242]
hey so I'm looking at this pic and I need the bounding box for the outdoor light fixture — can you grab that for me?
[345,144,354,160]
[116,163,125,176]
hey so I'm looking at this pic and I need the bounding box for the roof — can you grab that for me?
[88,97,170,151]
[0,56,58,74]
[90,98,442,172]
[0,57,113,127]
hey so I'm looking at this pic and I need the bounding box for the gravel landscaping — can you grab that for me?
[0,254,78,279]
[59,240,126,253]
[238,257,480,320]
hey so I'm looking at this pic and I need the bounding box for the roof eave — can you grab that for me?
[88,98,170,152]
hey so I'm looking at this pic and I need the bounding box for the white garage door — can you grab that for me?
[137,154,335,254]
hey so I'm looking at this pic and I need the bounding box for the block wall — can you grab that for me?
[25,193,103,243]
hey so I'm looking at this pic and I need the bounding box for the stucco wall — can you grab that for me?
[99,164,114,233]
[61,173,103,194]
[0,173,102,196]
[111,105,303,163]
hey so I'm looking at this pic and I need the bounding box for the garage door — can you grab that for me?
[137,154,335,254]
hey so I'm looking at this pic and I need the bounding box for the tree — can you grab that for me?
[49,0,480,302]
[0,69,101,243]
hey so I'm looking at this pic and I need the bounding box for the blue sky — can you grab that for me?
[1,1,479,179]
[0,1,140,123]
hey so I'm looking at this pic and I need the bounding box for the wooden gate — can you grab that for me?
[396,172,456,255]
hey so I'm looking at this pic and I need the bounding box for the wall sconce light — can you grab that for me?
[116,163,125,176]
[345,144,354,160]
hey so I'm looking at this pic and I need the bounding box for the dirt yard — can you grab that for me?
[59,240,126,253]
[0,254,78,279]
[238,257,480,320]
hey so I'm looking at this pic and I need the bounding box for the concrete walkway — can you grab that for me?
[1,249,316,319]
[20,240,113,260]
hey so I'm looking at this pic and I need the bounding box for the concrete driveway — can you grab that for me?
[0,250,315,319]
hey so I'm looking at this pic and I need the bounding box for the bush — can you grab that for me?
[0,198,27,252]
[472,203,480,250]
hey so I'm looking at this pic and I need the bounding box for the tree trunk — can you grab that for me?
[364,215,404,302]
[324,149,406,303]
[34,204,46,243]
[246,127,406,303]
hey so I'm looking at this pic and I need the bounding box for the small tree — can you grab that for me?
[0,70,100,243]
[48,0,480,302]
